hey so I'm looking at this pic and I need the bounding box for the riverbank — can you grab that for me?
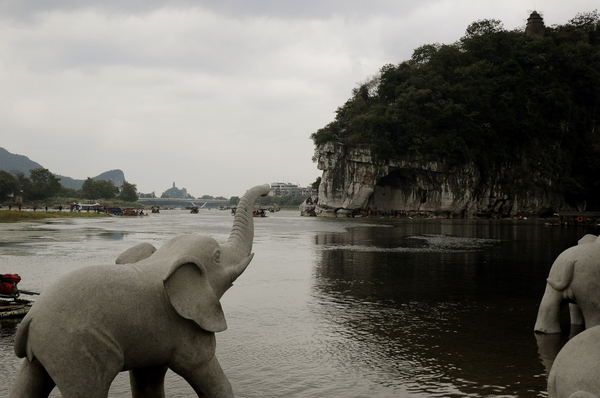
[0,210,109,223]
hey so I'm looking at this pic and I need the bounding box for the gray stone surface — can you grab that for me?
[534,234,600,334]
[9,184,271,398]
[314,142,569,218]
[548,325,600,398]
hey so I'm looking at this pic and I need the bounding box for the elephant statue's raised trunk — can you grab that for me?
[217,184,270,292]
[223,184,270,258]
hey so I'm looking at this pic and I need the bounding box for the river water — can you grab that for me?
[0,209,596,397]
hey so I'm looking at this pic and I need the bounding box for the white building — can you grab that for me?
[270,182,316,197]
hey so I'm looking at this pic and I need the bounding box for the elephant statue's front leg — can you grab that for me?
[534,284,565,333]
[130,365,168,398]
[172,356,234,398]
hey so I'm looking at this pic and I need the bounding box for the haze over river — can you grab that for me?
[1,209,596,397]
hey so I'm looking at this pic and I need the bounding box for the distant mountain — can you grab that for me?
[0,147,126,190]
[58,169,126,190]
[0,147,44,176]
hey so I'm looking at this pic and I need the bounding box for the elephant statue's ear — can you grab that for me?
[116,243,157,264]
[163,256,227,333]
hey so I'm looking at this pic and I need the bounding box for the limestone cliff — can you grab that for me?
[314,142,570,218]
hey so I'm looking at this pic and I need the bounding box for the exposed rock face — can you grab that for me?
[314,142,570,218]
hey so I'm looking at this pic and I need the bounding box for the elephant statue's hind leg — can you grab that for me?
[9,358,55,398]
[570,303,585,326]
[130,365,168,398]
[45,352,122,398]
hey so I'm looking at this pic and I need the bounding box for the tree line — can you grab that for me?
[0,168,139,203]
[311,11,600,209]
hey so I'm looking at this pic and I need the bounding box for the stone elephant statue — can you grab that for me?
[547,324,600,398]
[9,184,270,398]
[534,234,600,334]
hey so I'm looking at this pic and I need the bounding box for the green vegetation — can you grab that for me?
[256,195,311,208]
[0,171,19,200]
[119,181,139,202]
[311,11,600,208]
[0,210,109,223]
[81,177,119,200]
[25,168,63,199]
[0,167,140,206]
[311,177,321,190]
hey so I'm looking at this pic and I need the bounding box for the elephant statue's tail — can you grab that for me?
[13,314,33,361]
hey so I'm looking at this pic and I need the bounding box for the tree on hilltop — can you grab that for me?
[119,181,139,202]
[25,168,62,200]
[81,178,119,200]
[0,170,20,201]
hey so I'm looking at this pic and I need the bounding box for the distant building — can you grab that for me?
[269,182,317,197]
[5,190,23,203]
[525,11,545,38]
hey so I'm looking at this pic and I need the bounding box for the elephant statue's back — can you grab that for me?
[14,263,206,371]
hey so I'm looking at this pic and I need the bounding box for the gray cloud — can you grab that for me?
[0,0,439,21]
[0,1,597,197]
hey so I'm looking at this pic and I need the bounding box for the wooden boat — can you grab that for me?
[0,297,34,319]
[108,207,146,216]
[253,209,267,217]
[0,274,35,319]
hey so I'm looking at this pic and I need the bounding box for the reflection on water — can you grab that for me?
[310,219,588,397]
[0,211,596,397]
[96,232,125,240]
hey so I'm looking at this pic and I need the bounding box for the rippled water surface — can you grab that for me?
[1,209,597,397]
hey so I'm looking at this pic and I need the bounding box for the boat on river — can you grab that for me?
[0,274,34,319]
[108,208,146,216]
[253,209,267,217]
[0,298,33,319]
[230,207,268,217]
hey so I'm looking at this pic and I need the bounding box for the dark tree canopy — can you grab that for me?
[0,170,20,201]
[25,168,62,201]
[119,180,139,202]
[311,11,600,208]
[81,177,119,200]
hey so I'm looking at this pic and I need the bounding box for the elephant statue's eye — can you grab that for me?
[213,250,221,262]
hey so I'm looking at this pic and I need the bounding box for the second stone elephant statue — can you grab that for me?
[534,234,600,334]
[548,324,600,398]
[9,184,271,398]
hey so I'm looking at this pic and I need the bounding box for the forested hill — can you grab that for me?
[0,147,43,175]
[311,11,600,209]
[0,147,125,190]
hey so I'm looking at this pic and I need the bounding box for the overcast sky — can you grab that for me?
[1,1,597,198]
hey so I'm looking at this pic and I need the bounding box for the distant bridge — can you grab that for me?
[138,198,230,208]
